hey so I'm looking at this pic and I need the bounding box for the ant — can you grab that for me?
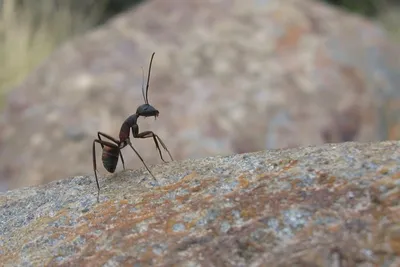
[92,52,173,201]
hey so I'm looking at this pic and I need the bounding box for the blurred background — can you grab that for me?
[0,0,399,191]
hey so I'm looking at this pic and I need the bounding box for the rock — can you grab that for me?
[0,141,399,266]
[0,0,400,190]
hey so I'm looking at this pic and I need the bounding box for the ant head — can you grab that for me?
[136,103,159,118]
[138,52,160,118]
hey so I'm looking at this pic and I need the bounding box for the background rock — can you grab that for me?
[0,141,399,266]
[0,0,400,190]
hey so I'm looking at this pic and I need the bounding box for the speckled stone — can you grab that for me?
[0,141,399,266]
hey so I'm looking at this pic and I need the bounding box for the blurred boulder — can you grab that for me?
[0,0,399,190]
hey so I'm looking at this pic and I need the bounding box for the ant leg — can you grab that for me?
[97,132,106,149]
[120,151,126,170]
[92,139,120,202]
[92,140,101,202]
[126,140,158,184]
[134,131,173,162]
[153,135,173,161]
[98,132,120,143]
[98,132,120,146]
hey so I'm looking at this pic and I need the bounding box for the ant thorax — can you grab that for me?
[119,139,129,148]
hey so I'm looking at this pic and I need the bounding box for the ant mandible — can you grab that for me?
[92,52,173,201]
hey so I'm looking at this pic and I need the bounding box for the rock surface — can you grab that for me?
[0,0,400,190]
[1,141,400,266]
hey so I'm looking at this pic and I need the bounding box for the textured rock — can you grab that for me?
[0,141,399,266]
[0,0,400,190]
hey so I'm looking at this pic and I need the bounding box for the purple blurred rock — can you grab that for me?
[0,0,399,190]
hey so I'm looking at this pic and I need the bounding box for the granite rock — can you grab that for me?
[0,141,399,266]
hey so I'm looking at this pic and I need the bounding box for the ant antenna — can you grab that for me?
[141,67,146,104]
[144,52,155,105]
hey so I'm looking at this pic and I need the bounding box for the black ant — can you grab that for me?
[92,52,173,201]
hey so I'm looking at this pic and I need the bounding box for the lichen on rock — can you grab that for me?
[0,141,399,266]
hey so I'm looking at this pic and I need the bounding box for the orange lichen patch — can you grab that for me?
[299,224,315,237]
[138,246,163,264]
[118,199,129,205]
[190,185,202,192]
[250,182,269,194]
[369,206,390,221]
[290,178,302,188]
[75,239,101,258]
[140,191,165,203]
[83,209,122,228]
[378,189,400,208]
[111,212,155,232]
[192,177,219,193]
[317,171,336,185]
[370,176,400,207]
[80,202,157,236]
[165,217,187,235]
[332,181,350,192]
[378,167,390,175]
[223,191,239,199]
[164,199,174,206]
[17,213,55,238]
[388,206,400,222]
[393,172,400,180]
[48,231,67,242]
[255,196,286,216]
[185,219,199,230]
[159,172,198,191]
[255,173,272,182]
[0,251,17,264]
[273,189,305,205]
[327,223,341,233]
[279,159,299,172]
[63,249,116,267]
[175,194,191,203]
[240,207,257,220]
[94,198,120,213]
[245,240,265,252]
[237,174,249,189]
[372,176,398,187]
[48,204,161,263]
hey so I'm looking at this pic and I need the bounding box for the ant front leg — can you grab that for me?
[125,139,158,184]
[92,138,120,202]
[132,126,173,162]
[97,132,125,170]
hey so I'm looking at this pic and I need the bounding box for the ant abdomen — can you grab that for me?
[101,146,119,173]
